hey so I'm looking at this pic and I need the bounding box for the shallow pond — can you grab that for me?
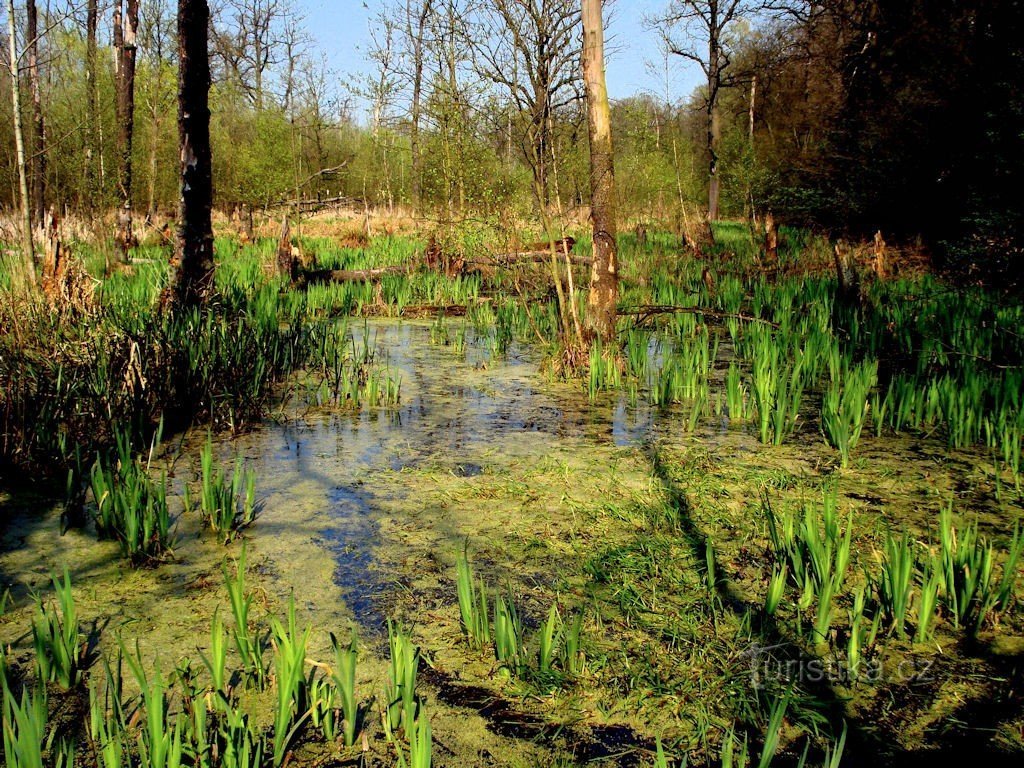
[2,320,1022,766]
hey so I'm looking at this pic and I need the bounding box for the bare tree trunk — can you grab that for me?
[446,19,465,213]
[7,0,35,283]
[408,0,432,214]
[748,74,756,142]
[706,5,722,230]
[171,0,215,307]
[746,73,756,228]
[85,0,98,210]
[147,118,159,222]
[26,0,45,224]
[582,0,617,343]
[114,0,140,262]
[531,100,550,208]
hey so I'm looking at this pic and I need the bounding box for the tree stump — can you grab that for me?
[276,216,297,281]
[763,211,778,264]
[873,230,887,278]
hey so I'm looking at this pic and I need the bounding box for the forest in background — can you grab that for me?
[1,0,1022,272]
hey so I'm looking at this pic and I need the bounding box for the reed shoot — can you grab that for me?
[455,551,490,650]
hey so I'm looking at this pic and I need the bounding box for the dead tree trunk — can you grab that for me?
[582,0,618,343]
[276,216,296,281]
[833,241,859,301]
[242,204,255,242]
[41,209,62,296]
[114,0,140,262]
[704,4,723,233]
[872,230,887,278]
[26,0,45,224]
[170,0,215,307]
[832,240,861,337]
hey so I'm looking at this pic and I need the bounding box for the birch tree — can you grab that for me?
[5,0,34,281]
[582,0,617,341]
[114,0,140,260]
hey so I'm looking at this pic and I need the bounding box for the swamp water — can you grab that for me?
[1,320,1022,765]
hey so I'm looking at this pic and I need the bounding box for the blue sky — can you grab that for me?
[294,0,703,114]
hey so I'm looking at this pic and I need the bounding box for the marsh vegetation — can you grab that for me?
[2,221,1023,767]
[2,0,1024,766]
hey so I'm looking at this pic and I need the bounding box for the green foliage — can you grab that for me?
[330,633,360,747]
[764,565,787,616]
[874,534,916,639]
[385,621,420,733]
[31,568,81,689]
[200,608,229,696]
[90,674,128,768]
[222,547,266,688]
[89,429,173,564]
[123,643,184,768]
[936,506,1021,634]
[391,706,432,768]
[493,592,525,677]
[190,433,257,542]
[747,327,808,445]
[2,684,48,768]
[765,488,851,612]
[822,358,878,467]
[455,551,490,650]
[269,597,312,766]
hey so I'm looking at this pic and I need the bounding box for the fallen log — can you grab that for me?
[398,302,486,317]
[490,250,592,266]
[291,234,586,287]
[297,264,413,285]
[621,304,778,328]
[489,236,587,266]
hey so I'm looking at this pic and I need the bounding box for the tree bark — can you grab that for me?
[171,0,215,307]
[276,215,296,280]
[748,73,756,143]
[115,0,140,262]
[408,0,432,214]
[706,10,721,226]
[26,0,45,224]
[582,0,618,342]
[872,230,887,278]
[7,0,35,284]
[85,0,99,211]
[147,119,159,222]
[833,241,860,304]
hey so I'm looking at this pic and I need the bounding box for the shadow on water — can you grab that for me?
[318,484,384,626]
[238,321,659,634]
